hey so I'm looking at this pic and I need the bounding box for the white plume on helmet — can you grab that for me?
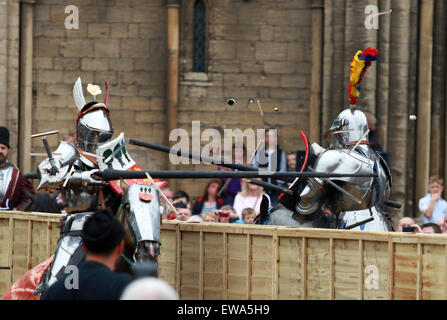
[73,77,113,154]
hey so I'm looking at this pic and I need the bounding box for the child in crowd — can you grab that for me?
[202,212,218,223]
[216,210,230,223]
[220,205,238,223]
[242,208,256,224]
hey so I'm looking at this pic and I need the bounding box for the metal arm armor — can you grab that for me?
[37,141,80,190]
[296,146,377,214]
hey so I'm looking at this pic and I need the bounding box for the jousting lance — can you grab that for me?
[101,169,378,180]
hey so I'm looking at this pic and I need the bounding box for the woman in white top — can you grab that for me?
[233,178,270,220]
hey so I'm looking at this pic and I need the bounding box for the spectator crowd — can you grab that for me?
[396,175,447,234]
[159,129,295,225]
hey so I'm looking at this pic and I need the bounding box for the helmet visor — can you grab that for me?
[329,118,349,132]
[77,109,113,153]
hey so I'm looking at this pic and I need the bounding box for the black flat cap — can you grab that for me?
[0,127,10,149]
[81,209,124,254]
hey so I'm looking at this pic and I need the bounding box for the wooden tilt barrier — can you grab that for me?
[0,211,61,295]
[158,221,447,300]
[2,211,447,300]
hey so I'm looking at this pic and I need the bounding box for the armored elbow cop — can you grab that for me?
[296,178,324,215]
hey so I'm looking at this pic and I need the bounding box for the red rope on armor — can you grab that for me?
[77,147,98,166]
[346,140,369,146]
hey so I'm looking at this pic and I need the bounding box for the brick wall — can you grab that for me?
[32,0,167,172]
[0,0,19,164]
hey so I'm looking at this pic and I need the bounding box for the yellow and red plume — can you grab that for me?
[348,47,378,105]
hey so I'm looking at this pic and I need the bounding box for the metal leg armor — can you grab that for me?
[34,212,93,296]
[337,207,392,231]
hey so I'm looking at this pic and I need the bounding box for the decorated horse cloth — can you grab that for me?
[1,256,53,300]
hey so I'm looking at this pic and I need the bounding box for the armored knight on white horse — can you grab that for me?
[2,78,166,299]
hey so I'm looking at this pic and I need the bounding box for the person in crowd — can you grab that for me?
[233,178,270,220]
[422,223,442,234]
[216,209,231,223]
[173,201,192,221]
[286,152,297,172]
[160,186,174,220]
[173,190,190,206]
[396,217,422,233]
[192,179,223,215]
[55,191,65,212]
[162,190,191,220]
[419,175,447,224]
[438,213,447,233]
[161,186,174,204]
[41,209,133,300]
[31,192,62,214]
[220,204,238,223]
[120,277,179,300]
[0,127,35,211]
[252,128,287,206]
[363,111,382,151]
[202,212,218,223]
[219,143,246,206]
[242,208,256,224]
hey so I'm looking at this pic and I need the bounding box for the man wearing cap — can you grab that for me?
[41,209,133,300]
[0,126,35,210]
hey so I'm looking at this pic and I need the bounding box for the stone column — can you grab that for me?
[309,0,323,144]
[19,0,35,173]
[167,0,180,191]
[415,0,434,212]
[0,0,8,126]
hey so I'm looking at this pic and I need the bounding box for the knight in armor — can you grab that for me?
[33,78,119,295]
[262,48,394,231]
[265,107,393,232]
[33,78,164,297]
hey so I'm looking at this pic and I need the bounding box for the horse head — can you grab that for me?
[118,181,161,265]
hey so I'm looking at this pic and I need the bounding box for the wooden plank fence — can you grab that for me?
[158,221,447,300]
[2,212,447,300]
[0,211,62,295]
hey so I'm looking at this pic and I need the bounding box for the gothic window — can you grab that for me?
[193,0,206,72]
